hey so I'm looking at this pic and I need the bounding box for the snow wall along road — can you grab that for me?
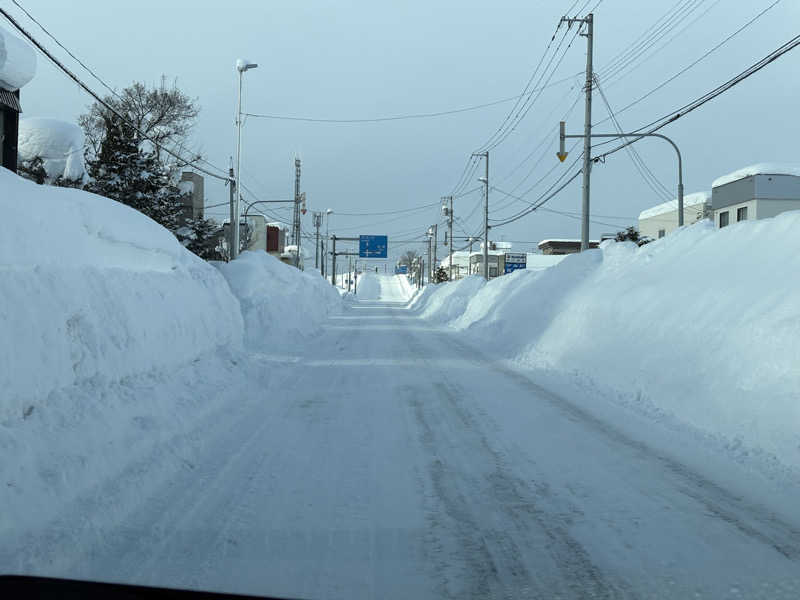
[0,168,342,418]
[0,168,243,420]
[414,214,800,474]
[0,168,342,547]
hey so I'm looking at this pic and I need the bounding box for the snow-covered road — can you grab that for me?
[11,275,800,599]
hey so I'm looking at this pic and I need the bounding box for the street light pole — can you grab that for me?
[233,58,258,260]
[559,124,684,228]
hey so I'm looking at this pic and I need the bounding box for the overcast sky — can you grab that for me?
[11,0,800,261]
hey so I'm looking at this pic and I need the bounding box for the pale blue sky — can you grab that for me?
[12,0,800,260]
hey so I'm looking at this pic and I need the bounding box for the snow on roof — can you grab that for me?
[638,191,711,221]
[525,253,567,270]
[712,163,800,188]
[18,118,85,180]
[0,26,36,91]
[538,239,601,245]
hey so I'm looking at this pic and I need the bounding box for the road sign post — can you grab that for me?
[359,235,388,259]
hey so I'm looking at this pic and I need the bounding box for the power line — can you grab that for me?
[594,31,800,161]
[0,6,231,183]
[603,0,724,87]
[593,75,672,200]
[591,0,784,131]
[333,201,440,217]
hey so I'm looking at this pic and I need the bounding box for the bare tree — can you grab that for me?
[399,250,420,266]
[79,76,199,160]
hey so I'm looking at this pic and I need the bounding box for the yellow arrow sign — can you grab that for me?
[556,152,568,162]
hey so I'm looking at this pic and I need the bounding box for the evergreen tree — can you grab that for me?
[178,217,224,260]
[433,265,450,283]
[85,114,185,232]
[614,226,652,247]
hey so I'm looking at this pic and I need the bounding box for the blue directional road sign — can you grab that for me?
[359,235,388,259]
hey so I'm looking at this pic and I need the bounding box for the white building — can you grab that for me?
[711,164,800,228]
[638,191,710,240]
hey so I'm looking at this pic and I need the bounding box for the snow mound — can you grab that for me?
[0,168,243,420]
[416,215,800,471]
[417,276,486,323]
[18,118,86,181]
[0,26,36,91]
[354,272,381,300]
[215,252,342,348]
[712,163,800,188]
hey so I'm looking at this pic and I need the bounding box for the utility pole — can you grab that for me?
[472,151,489,279]
[560,13,593,251]
[331,235,337,286]
[292,158,302,267]
[442,196,454,282]
[228,164,236,260]
[312,212,322,269]
[432,223,438,279]
[426,228,433,282]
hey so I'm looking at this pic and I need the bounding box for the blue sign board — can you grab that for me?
[503,252,527,274]
[359,235,388,259]
[395,264,408,274]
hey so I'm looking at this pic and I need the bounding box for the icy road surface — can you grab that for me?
[11,274,800,599]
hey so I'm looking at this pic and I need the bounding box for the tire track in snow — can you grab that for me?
[396,323,628,599]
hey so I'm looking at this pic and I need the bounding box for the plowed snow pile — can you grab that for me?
[415,214,800,471]
[0,167,341,545]
[0,168,243,420]
[215,251,342,347]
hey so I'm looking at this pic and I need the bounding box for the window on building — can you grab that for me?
[719,211,729,228]
[737,206,748,222]
[658,229,665,239]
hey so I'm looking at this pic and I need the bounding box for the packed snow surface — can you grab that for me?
[18,118,86,181]
[712,162,800,188]
[0,26,36,90]
[638,190,710,219]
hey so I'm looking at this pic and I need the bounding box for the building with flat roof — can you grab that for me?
[638,191,710,240]
[711,164,800,228]
[538,239,601,255]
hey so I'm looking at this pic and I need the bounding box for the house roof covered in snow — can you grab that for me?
[712,163,800,188]
[0,26,36,91]
[638,191,711,221]
[18,118,86,181]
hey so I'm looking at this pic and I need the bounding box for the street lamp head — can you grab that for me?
[326,208,334,215]
[236,58,259,72]
[478,177,488,184]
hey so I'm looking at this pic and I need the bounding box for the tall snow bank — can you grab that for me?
[215,252,342,348]
[0,26,36,90]
[417,214,800,470]
[18,118,86,181]
[0,168,243,419]
[418,275,486,323]
[354,272,381,300]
